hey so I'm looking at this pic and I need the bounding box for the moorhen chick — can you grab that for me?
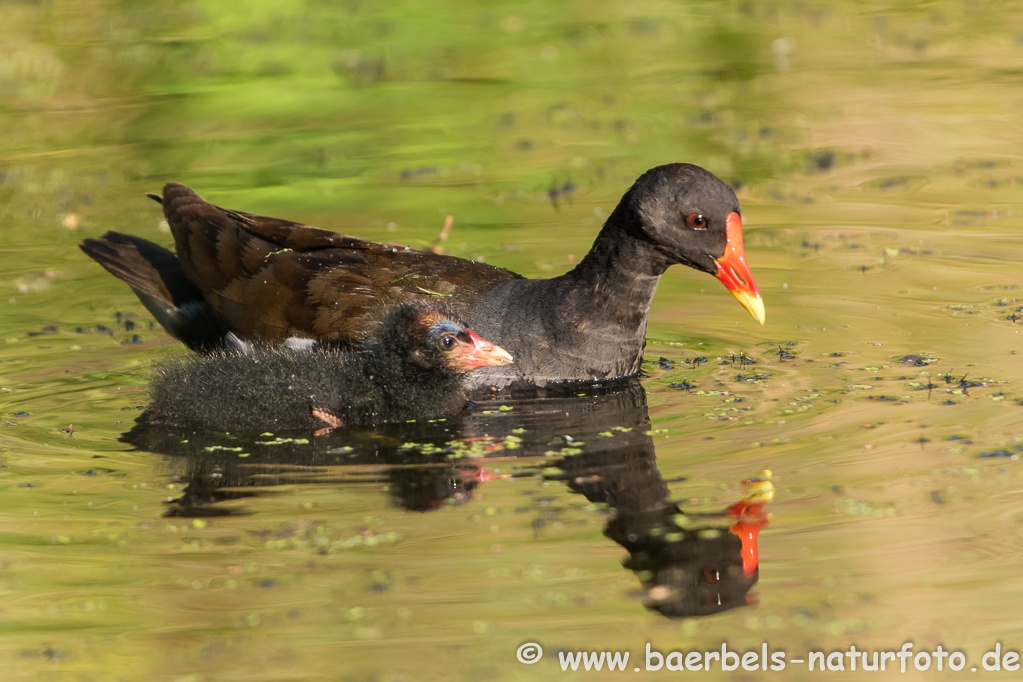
[145,302,513,432]
[81,163,763,388]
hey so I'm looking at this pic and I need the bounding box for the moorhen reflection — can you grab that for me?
[145,302,512,432]
[551,453,772,618]
[129,380,656,514]
[130,379,771,618]
[128,380,654,514]
[80,164,764,387]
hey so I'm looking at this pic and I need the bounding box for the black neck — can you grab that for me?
[464,205,680,385]
[556,206,672,320]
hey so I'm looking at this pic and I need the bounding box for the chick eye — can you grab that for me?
[687,213,707,229]
[438,335,457,351]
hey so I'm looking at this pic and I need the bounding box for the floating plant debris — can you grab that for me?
[978,446,1023,459]
[899,355,936,366]
[727,352,756,367]
[26,325,59,337]
[777,346,796,360]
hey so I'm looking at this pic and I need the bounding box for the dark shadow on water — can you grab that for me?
[124,379,769,617]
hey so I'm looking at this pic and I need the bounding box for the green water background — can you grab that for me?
[3,1,1023,679]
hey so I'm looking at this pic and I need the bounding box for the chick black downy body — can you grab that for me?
[145,303,513,432]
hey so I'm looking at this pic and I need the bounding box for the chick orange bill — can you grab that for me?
[714,212,766,324]
[452,329,514,370]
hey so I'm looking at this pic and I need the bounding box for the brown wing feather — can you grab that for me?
[159,183,521,343]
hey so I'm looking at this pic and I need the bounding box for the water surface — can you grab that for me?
[3,1,1023,679]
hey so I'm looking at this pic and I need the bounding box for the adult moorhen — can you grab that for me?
[145,302,513,432]
[81,163,763,388]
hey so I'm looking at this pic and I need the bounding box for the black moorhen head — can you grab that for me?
[81,162,763,388]
[144,303,513,433]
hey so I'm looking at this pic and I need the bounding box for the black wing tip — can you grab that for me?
[77,239,97,256]
[79,232,121,256]
[145,192,163,204]
[78,231,134,250]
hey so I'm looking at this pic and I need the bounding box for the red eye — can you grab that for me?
[687,213,707,229]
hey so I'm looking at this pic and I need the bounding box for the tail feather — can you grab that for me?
[79,231,227,352]
[80,231,183,305]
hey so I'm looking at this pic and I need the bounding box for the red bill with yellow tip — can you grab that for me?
[451,328,514,371]
[714,212,765,324]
